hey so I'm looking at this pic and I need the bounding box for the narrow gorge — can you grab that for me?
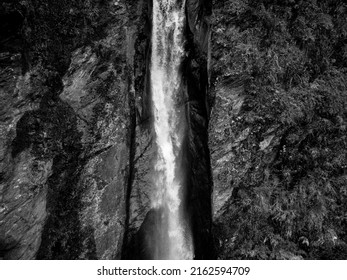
[123,0,214,260]
[1,0,346,260]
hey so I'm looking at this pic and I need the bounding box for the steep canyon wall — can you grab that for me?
[3,0,345,261]
[0,0,214,260]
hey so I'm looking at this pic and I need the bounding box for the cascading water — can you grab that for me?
[150,0,193,259]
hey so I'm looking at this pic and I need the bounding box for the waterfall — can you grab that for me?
[150,0,193,259]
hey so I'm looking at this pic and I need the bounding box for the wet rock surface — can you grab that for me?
[122,0,215,260]
[184,0,215,259]
[2,0,346,260]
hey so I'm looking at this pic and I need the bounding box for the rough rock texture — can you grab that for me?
[5,0,345,261]
[122,0,215,260]
[0,10,56,257]
[36,0,150,260]
[210,81,245,217]
[124,0,154,256]
[1,0,215,260]
[0,0,149,259]
[210,0,347,259]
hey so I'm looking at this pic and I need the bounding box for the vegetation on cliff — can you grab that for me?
[1,0,113,74]
[212,0,347,259]
[2,0,347,260]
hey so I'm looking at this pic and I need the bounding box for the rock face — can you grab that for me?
[122,0,215,260]
[210,0,347,259]
[0,2,52,259]
[184,0,215,259]
[3,0,345,261]
[0,0,150,259]
[1,0,214,260]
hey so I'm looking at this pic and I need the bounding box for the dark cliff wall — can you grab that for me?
[122,0,215,260]
[0,0,149,259]
[1,0,214,260]
[3,0,345,261]
[185,0,215,259]
[210,0,347,260]
[121,0,153,260]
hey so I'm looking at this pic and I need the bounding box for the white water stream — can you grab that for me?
[150,0,193,259]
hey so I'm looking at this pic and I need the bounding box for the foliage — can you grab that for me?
[19,0,113,73]
[212,0,347,259]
